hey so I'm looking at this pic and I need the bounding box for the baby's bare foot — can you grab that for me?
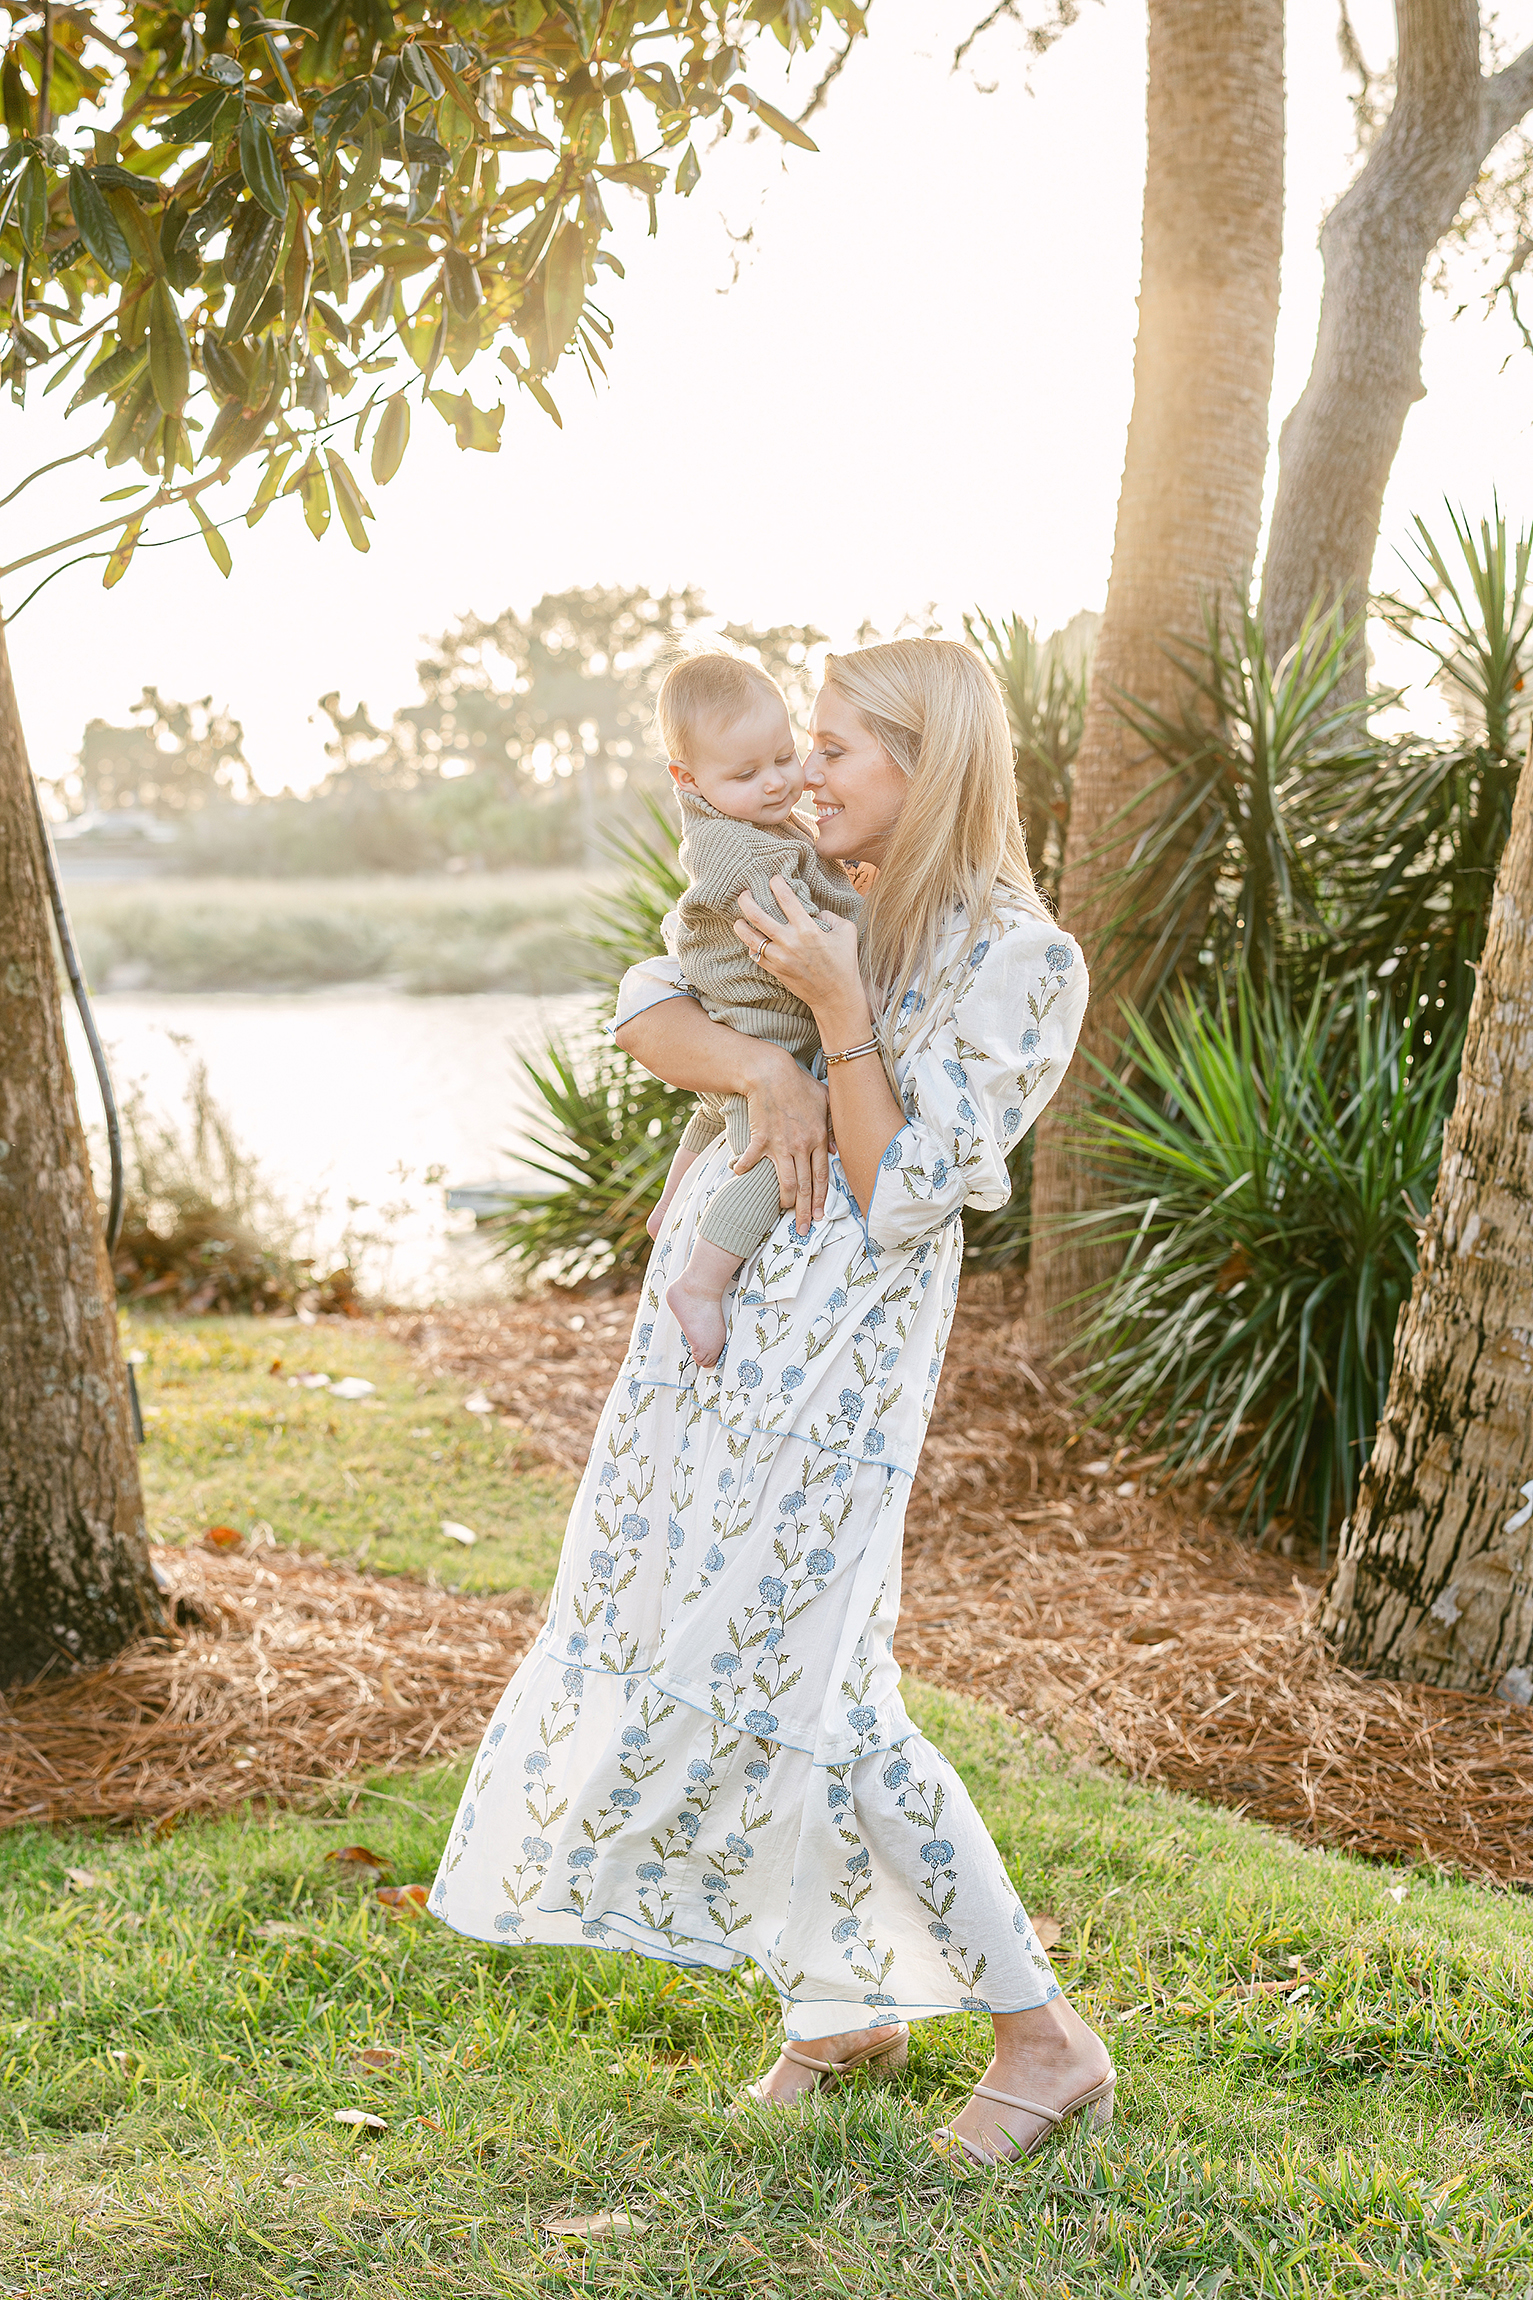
[667,1273,728,1368]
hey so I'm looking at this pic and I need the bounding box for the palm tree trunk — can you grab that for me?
[1029,0,1285,1355]
[1322,744,1533,1694]
[1262,3,1533,673]
[0,618,162,1687]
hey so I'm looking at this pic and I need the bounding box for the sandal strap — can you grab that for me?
[972,2082,1059,2123]
[781,2046,835,2074]
[782,2022,907,2078]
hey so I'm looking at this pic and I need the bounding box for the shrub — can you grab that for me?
[1073,979,1458,1550]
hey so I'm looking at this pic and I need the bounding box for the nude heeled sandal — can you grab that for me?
[738,2023,910,2107]
[933,2065,1117,2167]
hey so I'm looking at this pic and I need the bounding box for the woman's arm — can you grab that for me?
[734,880,904,1218]
[614,996,831,1235]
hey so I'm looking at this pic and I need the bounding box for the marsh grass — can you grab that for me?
[68,872,608,997]
[3,1687,1533,2297]
[130,1316,574,1597]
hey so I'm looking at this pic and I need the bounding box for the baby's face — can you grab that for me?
[670,692,804,825]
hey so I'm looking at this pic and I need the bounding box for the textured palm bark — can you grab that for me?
[1030,0,1284,1354]
[0,620,161,1687]
[1262,2,1533,673]
[1323,750,1533,1693]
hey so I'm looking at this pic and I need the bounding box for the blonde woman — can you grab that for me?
[430,640,1112,2167]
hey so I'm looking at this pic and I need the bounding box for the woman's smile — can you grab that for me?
[803,691,908,865]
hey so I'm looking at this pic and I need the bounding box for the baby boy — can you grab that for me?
[646,652,861,1368]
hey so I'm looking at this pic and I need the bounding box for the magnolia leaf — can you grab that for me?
[239,110,288,218]
[148,279,190,413]
[102,514,145,589]
[325,449,372,552]
[674,141,701,198]
[355,2045,403,2071]
[440,1518,477,1545]
[543,219,586,351]
[729,85,818,151]
[246,446,294,525]
[190,495,232,576]
[68,165,131,280]
[299,453,330,538]
[333,2108,387,2130]
[327,1843,391,1873]
[64,1867,101,1891]
[1031,1914,1065,1950]
[427,388,503,453]
[370,391,410,484]
[543,2212,647,2242]
[375,1883,430,1916]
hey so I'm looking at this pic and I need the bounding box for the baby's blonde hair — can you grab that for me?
[821,638,1051,1044]
[655,650,783,764]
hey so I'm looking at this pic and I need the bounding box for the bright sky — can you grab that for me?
[5,0,1532,795]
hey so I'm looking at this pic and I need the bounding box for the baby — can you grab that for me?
[647,652,861,1368]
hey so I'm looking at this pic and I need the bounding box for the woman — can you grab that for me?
[430,639,1113,2166]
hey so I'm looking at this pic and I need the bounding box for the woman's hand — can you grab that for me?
[613,995,830,1234]
[734,877,872,1052]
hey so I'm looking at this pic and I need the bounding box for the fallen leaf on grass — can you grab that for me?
[331,1377,376,1401]
[203,1525,243,1552]
[355,2046,403,2072]
[376,1883,430,1916]
[441,1520,477,1547]
[543,2211,647,2241]
[108,2048,139,2071]
[1031,1914,1064,1950]
[326,1844,391,1875]
[463,1390,494,1416]
[64,1867,100,1891]
[333,2109,387,2131]
[1387,1885,1409,1904]
[294,1372,331,1389]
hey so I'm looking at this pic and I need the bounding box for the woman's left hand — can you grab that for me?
[734,878,869,1039]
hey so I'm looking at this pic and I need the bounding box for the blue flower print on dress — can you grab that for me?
[704,1545,725,1571]
[744,1709,779,1735]
[562,1667,584,1695]
[1003,1108,1022,1135]
[920,1839,955,1867]
[883,1756,911,1789]
[588,1550,614,1578]
[880,1138,903,1170]
[493,1910,520,1932]
[525,1750,549,1773]
[599,1462,618,1487]
[1045,941,1073,970]
[865,1431,885,1456]
[846,1848,870,1875]
[1021,1027,1041,1053]
[620,1513,649,1541]
[637,1862,663,1882]
[523,1835,551,1860]
[461,1802,476,1832]
[687,1760,713,1782]
[566,1632,588,1657]
[736,1359,762,1389]
[745,1759,770,1782]
[806,1548,835,1575]
[928,1922,952,1941]
[725,1832,755,1859]
[782,1365,805,1389]
[486,1723,506,1748]
[621,1727,649,1749]
[667,1520,686,1552]
[758,1576,787,1605]
[848,1705,878,1732]
[838,1388,865,1424]
[677,1810,701,1838]
[712,1651,741,1674]
[763,1628,783,1650]
[1013,1909,1031,1933]
[780,1491,806,1512]
[569,1846,597,1869]
[827,1783,852,1809]
[943,1059,968,1089]
[968,938,990,967]
[898,987,926,1018]
[832,1917,860,1942]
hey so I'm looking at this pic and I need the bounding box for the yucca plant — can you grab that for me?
[965,608,1087,904]
[490,796,690,1284]
[1072,978,1458,1553]
[491,1038,689,1286]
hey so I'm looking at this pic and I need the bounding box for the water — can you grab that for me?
[66,987,601,1305]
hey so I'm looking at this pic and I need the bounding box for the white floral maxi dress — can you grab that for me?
[431,907,1089,2039]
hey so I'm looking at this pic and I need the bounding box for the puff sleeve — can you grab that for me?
[863,917,1088,1256]
[608,954,693,1037]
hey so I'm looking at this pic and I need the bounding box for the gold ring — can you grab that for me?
[755,936,770,964]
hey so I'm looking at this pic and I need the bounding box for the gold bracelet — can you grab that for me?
[824,1039,880,1068]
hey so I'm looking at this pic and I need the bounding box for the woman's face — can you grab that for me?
[802,686,908,866]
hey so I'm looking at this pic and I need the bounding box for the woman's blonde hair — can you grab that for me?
[822,637,1050,1043]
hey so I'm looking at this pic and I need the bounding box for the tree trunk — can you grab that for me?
[1029,0,1285,1355]
[1322,744,1533,1695]
[0,618,162,1688]
[1262,2,1533,672]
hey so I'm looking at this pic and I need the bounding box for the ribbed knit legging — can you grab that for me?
[680,1097,784,1259]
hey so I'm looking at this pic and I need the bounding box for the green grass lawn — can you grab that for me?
[2,1319,1531,2296]
[129,1315,574,1598]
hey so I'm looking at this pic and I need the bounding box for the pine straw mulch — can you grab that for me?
[405,1277,1533,1889]
[0,1541,542,1833]
[7,1278,1533,1876]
